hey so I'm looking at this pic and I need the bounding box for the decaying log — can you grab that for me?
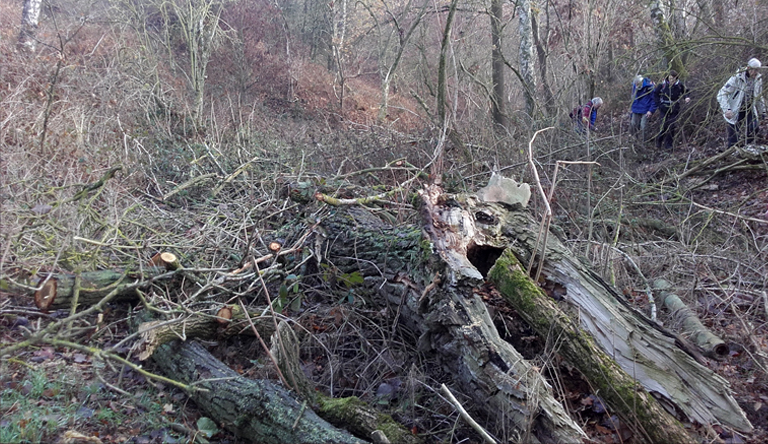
[29,178,752,442]
[314,183,752,441]
[653,280,729,358]
[150,340,365,444]
[136,312,418,443]
[489,251,690,443]
[32,268,170,311]
[470,198,752,433]
[320,199,588,443]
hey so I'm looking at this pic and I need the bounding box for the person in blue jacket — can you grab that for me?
[630,75,657,143]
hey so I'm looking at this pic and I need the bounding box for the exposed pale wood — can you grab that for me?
[489,250,690,443]
[471,198,752,433]
[34,278,57,311]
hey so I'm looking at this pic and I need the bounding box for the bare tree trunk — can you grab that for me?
[649,0,685,75]
[490,0,507,129]
[18,0,42,52]
[330,0,349,111]
[437,0,459,125]
[518,0,537,118]
[374,0,429,123]
[171,0,223,125]
[531,12,556,117]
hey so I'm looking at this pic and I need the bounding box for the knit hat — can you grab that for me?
[748,58,762,68]
[633,75,644,85]
[592,97,603,107]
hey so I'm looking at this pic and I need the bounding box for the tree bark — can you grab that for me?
[316,185,751,439]
[531,11,556,117]
[150,340,365,444]
[474,200,752,433]
[653,280,729,358]
[436,0,459,125]
[489,251,691,443]
[490,0,507,129]
[320,198,588,443]
[31,268,170,311]
[18,0,42,52]
[649,0,685,76]
[136,314,418,444]
[518,0,537,118]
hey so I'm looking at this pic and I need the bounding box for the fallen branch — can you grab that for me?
[653,280,729,358]
[440,384,496,444]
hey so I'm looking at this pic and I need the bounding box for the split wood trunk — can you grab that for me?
[315,186,751,441]
[319,203,587,443]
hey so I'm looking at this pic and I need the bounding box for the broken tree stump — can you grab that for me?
[317,190,588,443]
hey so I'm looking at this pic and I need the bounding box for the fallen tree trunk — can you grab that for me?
[135,312,419,444]
[315,185,751,440]
[151,339,366,444]
[472,199,752,433]
[489,250,690,443]
[320,201,588,442]
[31,181,751,442]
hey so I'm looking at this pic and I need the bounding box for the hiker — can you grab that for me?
[653,70,690,150]
[717,58,766,148]
[630,75,657,143]
[571,97,603,133]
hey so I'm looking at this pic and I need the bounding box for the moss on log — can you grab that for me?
[489,250,691,444]
[317,396,419,444]
[483,202,751,432]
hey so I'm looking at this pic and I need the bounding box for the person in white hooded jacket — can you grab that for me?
[717,57,767,148]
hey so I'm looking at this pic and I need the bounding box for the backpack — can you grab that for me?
[569,105,582,119]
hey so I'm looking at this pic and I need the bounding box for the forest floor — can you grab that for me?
[2,116,768,444]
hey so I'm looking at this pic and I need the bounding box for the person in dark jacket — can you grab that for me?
[572,97,603,133]
[653,70,690,150]
[630,75,657,143]
[717,58,766,148]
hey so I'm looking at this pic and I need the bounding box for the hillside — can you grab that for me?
[2,0,768,443]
